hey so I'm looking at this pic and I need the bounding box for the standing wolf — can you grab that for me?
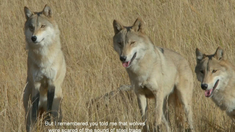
[195,47,235,119]
[112,18,194,132]
[23,5,66,132]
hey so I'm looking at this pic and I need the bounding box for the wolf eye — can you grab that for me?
[212,70,217,73]
[130,41,135,45]
[41,25,46,28]
[29,25,34,31]
[200,70,204,74]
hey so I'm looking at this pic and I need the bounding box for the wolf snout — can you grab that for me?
[201,83,208,90]
[31,36,37,42]
[120,55,127,62]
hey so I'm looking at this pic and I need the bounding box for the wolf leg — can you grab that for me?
[23,82,32,132]
[46,79,55,122]
[176,83,194,132]
[153,92,165,132]
[31,82,40,131]
[136,93,149,132]
[51,97,62,122]
[162,97,171,132]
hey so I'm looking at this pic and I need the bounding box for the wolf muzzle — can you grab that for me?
[201,83,208,90]
[120,55,127,62]
[31,36,37,42]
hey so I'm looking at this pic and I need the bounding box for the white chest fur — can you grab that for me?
[212,91,235,114]
[32,67,56,82]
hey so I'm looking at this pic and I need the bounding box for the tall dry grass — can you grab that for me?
[1,0,235,131]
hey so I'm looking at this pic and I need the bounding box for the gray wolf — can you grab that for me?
[112,18,194,132]
[195,47,235,119]
[23,5,66,132]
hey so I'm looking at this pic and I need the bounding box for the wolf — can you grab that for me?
[23,5,66,132]
[112,18,194,132]
[195,47,235,119]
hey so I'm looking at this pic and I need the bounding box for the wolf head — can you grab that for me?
[195,47,229,98]
[24,5,58,48]
[113,18,150,68]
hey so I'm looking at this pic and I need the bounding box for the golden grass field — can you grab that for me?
[1,0,235,131]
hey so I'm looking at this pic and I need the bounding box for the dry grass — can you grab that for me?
[1,0,235,131]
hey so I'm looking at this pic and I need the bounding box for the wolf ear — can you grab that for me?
[24,6,32,20]
[43,5,52,17]
[214,47,224,60]
[113,20,124,34]
[196,48,204,63]
[132,18,144,32]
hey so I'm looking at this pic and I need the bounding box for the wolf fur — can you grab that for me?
[23,5,66,132]
[112,18,194,132]
[195,47,235,119]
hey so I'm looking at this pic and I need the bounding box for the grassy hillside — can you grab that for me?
[1,0,235,131]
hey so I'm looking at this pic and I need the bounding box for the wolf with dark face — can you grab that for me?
[195,47,235,118]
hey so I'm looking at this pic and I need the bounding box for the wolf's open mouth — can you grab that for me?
[205,80,219,97]
[122,52,137,68]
